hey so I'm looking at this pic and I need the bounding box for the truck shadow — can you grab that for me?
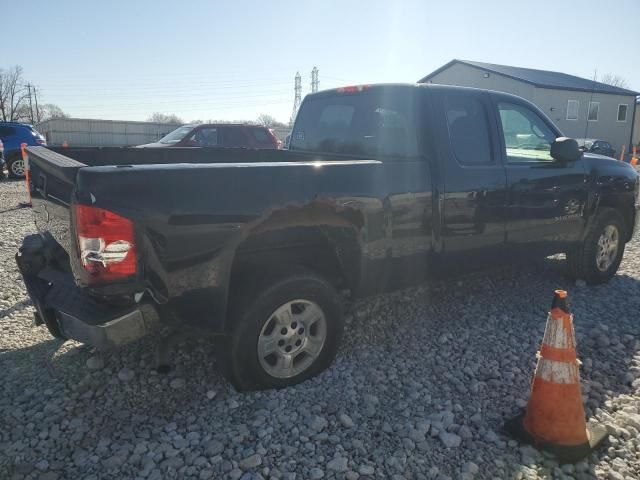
[2,254,638,478]
[343,255,639,476]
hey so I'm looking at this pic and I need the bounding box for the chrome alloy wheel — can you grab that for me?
[596,224,619,272]
[257,299,327,379]
[11,159,25,177]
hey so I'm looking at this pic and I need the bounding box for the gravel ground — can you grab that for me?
[1,179,639,480]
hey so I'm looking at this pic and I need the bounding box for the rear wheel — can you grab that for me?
[217,269,344,390]
[7,155,25,179]
[566,208,626,284]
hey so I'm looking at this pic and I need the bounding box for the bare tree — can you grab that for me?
[257,113,285,128]
[147,112,183,124]
[39,104,69,121]
[0,66,30,122]
[599,73,629,89]
[13,103,67,123]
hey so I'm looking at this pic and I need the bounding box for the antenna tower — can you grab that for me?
[311,66,319,93]
[290,72,302,126]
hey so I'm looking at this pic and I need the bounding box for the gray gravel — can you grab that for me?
[1,179,640,480]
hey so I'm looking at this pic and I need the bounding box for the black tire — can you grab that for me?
[7,154,26,179]
[217,269,344,391]
[41,308,67,340]
[566,208,626,285]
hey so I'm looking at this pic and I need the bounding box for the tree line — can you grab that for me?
[147,112,288,128]
[0,66,69,123]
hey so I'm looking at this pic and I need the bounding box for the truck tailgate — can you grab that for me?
[26,146,85,255]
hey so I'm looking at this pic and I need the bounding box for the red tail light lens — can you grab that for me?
[336,85,370,93]
[74,204,137,283]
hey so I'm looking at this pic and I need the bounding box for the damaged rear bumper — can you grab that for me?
[16,234,159,350]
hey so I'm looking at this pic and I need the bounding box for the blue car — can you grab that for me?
[0,122,47,178]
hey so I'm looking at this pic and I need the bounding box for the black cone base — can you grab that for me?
[503,412,608,464]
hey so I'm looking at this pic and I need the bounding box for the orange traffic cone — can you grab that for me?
[631,146,638,166]
[62,140,69,147]
[505,290,607,463]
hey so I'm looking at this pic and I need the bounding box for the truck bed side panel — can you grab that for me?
[73,159,432,331]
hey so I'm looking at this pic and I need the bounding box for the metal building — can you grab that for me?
[35,118,182,147]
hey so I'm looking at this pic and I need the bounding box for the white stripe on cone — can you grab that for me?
[541,313,575,349]
[535,358,579,384]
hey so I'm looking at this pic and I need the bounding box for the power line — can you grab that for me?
[33,86,40,123]
[46,87,293,100]
[26,84,34,124]
[62,99,293,112]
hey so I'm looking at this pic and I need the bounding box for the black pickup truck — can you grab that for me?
[17,84,639,390]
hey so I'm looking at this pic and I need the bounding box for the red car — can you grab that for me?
[138,123,282,149]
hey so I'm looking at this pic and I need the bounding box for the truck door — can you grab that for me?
[433,90,507,272]
[491,95,588,254]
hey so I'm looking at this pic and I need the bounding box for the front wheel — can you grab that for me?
[566,208,626,284]
[217,269,344,391]
[7,155,26,179]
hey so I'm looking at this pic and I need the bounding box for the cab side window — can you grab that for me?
[444,95,493,165]
[498,102,556,162]
[221,127,250,147]
[0,126,16,137]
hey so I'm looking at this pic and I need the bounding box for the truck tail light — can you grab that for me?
[74,204,137,282]
[336,84,370,93]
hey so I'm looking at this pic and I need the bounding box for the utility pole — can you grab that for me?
[290,72,302,126]
[27,84,34,124]
[311,66,319,93]
[33,86,40,124]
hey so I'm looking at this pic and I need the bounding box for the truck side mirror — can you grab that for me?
[551,137,581,162]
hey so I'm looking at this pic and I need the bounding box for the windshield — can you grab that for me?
[158,126,194,144]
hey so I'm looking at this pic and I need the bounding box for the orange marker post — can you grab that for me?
[631,146,638,166]
[20,142,32,206]
[619,145,626,161]
[504,290,607,463]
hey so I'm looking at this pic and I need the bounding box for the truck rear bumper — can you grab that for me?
[54,303,159,350]
[16,234,159,350]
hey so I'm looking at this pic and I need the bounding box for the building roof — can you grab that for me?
[418,59,639,96]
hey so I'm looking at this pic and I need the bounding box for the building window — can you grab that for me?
[566,100,579,120]
[617,104,628,122]
[588,102,599,121]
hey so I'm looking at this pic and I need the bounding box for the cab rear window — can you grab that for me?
[290,90,419,159]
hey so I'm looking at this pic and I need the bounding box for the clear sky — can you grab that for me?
[3,0,639,124]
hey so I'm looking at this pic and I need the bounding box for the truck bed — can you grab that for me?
[24,146,385,296]
[41,145,354,168]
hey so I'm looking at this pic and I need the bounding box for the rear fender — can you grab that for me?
[225,201,364,331]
